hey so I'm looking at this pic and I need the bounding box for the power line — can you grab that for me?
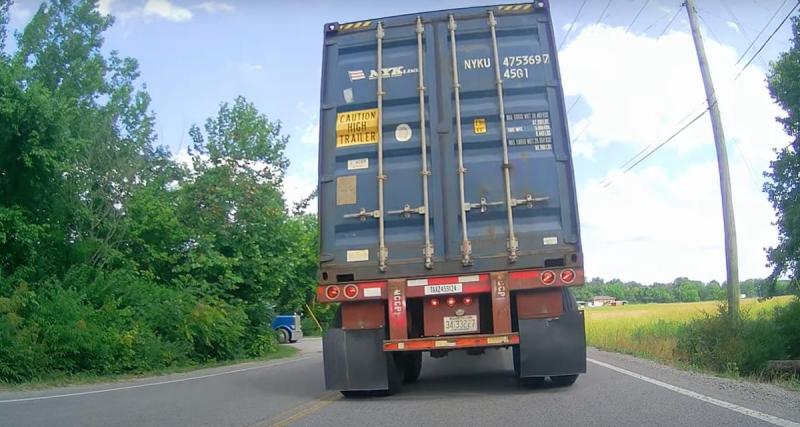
[735,0,800,80]
[626,0,650,32]
[597,0,614,24]
[698,14,721,42]
[734,0,792,65]
[559,0,589,50]
[658,5,683,38]
[719,1,769,69]
[642,8,676,33]
[613,99,706,173]
[602,108,710,188]
[567,95,582,114]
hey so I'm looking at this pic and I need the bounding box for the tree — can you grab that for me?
[0,1,9,53]
[766,16,800,294]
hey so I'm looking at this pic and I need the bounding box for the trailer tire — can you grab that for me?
[373,352,404,396]
[550,374,579,387]
[402,352,423,384]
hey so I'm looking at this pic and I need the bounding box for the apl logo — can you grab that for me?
[348,66,418,81]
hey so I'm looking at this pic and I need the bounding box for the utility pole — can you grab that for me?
[685,0,740,321]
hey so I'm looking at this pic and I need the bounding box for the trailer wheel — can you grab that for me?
[550,374,578,387]
[374,352,404,396]
[402,352,422,384]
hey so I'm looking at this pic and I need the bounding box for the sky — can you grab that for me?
[6,0,796,284]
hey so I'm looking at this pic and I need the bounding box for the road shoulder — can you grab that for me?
[0,340,319,402]
[588,347,800,423]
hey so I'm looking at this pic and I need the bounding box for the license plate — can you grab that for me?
[443,315,478,334]
[425,283,462,295]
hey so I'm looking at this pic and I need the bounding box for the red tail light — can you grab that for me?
[463,296,473,305]
[446,296,457,307]
[343,284,359,299]
[430,298,440,307]
[541,270,556,285]
[325,286,340,299]
[560,269,576,284]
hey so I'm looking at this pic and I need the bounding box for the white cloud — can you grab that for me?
[97,0,115,15]
[299,122,319,146]
[560,25,787,159]
[579,162,776,283]
[726,21,740,33]
[195,2,234,13]
[559,24,788,283]
[283,158,318,213]
[143,0,192,22]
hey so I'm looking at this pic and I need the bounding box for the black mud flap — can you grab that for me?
[518,310,587,377]
[323,328,389,391]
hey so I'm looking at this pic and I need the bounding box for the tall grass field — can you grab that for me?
[584,296,797,376]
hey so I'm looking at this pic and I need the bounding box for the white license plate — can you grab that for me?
[443,315,478,334]
[425,283,462,295]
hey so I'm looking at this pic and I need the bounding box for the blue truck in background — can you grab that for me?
[272,314,303,344]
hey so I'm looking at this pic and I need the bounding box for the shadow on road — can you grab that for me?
[386,347,577,399]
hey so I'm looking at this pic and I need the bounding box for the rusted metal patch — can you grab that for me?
[336,175,356,205]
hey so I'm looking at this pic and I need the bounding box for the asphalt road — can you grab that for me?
[2,338,799,427]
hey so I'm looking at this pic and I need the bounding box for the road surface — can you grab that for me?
[2,338,799,426]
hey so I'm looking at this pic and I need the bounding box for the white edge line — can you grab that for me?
[0,355,315,404]
[587,358,800,427]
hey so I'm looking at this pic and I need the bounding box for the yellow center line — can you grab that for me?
[251,391,342,427]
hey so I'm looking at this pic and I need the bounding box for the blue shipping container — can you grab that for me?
[318,2,581,284]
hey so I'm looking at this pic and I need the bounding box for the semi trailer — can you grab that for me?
[315,1,585,396]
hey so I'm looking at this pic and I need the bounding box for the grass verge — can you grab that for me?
[0,345,299,393]
[585,296,800,389]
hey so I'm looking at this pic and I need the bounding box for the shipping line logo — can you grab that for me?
[348,66,418,81]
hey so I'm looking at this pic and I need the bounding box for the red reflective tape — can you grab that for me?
[317,281,387,302]
[384,333,520,352]
[387,279,407,341]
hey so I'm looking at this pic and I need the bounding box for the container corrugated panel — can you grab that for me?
[317,2,581,284]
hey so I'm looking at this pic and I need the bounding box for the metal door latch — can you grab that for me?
[387,204,426,218]
[344,208,380,221]
[511,194,549,208]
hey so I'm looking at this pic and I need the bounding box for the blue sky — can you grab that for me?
[7,0,796,283]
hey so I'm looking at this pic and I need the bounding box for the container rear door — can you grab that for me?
[442,8,579,265]
[318,4,581,285]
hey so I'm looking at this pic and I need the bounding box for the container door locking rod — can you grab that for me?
[448,14,473,266]
[488,10,518,263]
[376,22,388,272]
[416,17,434,269]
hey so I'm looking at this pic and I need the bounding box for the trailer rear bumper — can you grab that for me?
[383,333,519,352]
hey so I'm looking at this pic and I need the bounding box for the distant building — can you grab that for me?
[587,295,622,307]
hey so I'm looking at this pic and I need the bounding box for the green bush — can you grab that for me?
[675,301,797,376]
[0,266,283,383]
[301,316,321,336]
